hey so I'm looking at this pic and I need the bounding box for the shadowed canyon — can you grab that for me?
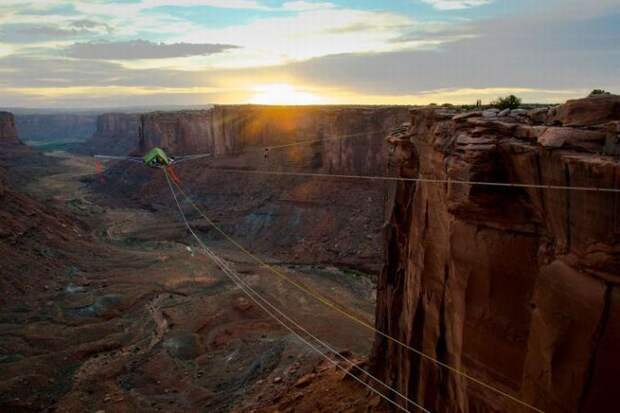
[1,96,619,413]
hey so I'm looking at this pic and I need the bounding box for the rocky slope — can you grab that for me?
[101,105,410,273]
[15,113,97,143]
[0,112,89,305]
[371,95,620,412]
[0,113,381,412]
[77,112,140,155]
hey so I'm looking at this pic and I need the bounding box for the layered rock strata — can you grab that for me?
[102,105,410,273]
[371,95,620,412]
[79,113,140,155]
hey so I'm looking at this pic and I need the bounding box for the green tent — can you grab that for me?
[143,147,171,167]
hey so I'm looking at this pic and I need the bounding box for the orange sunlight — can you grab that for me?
[249,83,325,105]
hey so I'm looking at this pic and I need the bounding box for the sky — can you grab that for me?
[0,0,619,108]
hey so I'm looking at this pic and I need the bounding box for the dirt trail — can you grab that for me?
[1,151,380,412]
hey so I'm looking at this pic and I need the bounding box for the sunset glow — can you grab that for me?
[0,0,617,107]
[249,84,325,105]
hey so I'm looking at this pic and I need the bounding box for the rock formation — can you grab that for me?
[547,94,620,127]
[0,112,85,303]
[0,112,20,145]
[79,112,140,155]
[139,105,409,174]
[102,105,410,273]
[371,95,620,412]
[15,113,97,142]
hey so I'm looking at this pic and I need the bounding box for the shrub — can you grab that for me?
[491,95,522,110]
[589,89,610,96]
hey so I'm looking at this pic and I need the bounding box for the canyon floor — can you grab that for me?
[0,150,385,413]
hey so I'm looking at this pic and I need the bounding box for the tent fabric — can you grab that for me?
[143,147,171,166]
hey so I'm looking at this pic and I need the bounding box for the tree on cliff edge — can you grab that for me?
[491,95,522,110]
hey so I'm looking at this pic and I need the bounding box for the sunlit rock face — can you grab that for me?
[101,105,410,273]
[0,112,20,144]
[371,95,620,413]
[138,105,410,175]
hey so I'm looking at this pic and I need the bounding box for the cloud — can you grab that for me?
[420,0,494,10]
[0,23,96,43]
[69,19,112,33]
[282,1,336,11]
[1,0,618,107]
[15,4,78,17]
[279,10,620,98]
[142,0,267,9]
[63,40,238,60]
[0,54,208,88]
[176,8,417,65]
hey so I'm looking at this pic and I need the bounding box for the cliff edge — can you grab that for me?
[371,95,620,412]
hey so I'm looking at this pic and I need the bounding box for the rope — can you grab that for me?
[263,130,385,152]
[194,167,620,194]
[173,153,213,164]
[169,177,545,413]
[164,169,428,413]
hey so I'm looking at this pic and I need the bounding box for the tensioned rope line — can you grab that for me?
[169,125,618,194]
[169,176,545,413]
[205,251,426,413]
[201,230,426,413]
[194,167,620,194]
[164,169,428,413]
[262,130,385,152]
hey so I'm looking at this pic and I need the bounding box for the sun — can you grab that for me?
[249,83,324,105]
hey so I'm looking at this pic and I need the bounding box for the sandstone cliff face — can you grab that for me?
[15,113,97,142]
[139,105,409,174]
[0,112,20,144]
[80,113,140,155]
[103,105,409,273]
[371,96,620,412]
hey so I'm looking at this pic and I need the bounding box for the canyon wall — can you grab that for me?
[78,112,140,155]
[139,105,410,174]
[0,112,20,145]
[103,105,410,272]
[371,95,620,412]
[15,114,97,142]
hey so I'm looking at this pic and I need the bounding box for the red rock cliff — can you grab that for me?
[371,96,620,412]
[0,112,20,145]
[103,105,409,273]
[139,105,410,174]
[80,113,140,155]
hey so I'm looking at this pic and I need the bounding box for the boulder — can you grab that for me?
[527,107,550,124]
[510,108,528,117]
[604,121,620,156]
[482,109,499,118]
[452,111,481,121]
[538,127,606,150]
[547,94,620,126]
